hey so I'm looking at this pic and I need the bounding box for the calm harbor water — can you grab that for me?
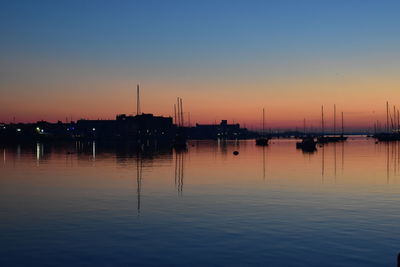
[1,138,400,266]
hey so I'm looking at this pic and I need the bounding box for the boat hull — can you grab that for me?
[374,133,400,142]
[296,138,317,152]
[256,138,269,146]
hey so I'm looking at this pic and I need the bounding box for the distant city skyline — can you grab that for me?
[1,0,400,130]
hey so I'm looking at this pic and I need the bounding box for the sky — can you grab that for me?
[1,0,400,130]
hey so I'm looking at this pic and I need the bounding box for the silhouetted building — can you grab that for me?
[190,120,252,139]
[116,113,174,141]
[74,113,174,141]
[0,113,175,143]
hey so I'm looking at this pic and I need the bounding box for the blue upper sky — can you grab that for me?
[1,0,400,125]
[2,0,399,78]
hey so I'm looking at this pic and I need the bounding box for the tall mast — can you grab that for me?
[136,84,140,115]
[180,98,184,127]
[321,105,325,136]
[177,97,181,127]
[333,104,336,136]
[386,101,389,132]
[390,106,394,131]
[262,108,265,136]
[341,112,344,136]
[303,118,306,135]
[174,104,177,125]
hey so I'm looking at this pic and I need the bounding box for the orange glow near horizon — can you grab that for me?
[2,0,400,132]
[1,76,399,131]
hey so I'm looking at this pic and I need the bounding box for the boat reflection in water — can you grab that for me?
[174,148,186,195]
[2,138,400,266]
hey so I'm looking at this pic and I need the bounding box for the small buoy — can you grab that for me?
[233,151,239,155]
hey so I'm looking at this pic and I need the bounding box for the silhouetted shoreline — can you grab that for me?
[1,114,370,145]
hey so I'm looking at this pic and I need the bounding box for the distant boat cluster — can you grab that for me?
[374,101,400,141]
[254,104,348,152]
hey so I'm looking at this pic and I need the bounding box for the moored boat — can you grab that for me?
[256,138,269,146]
[296,137,317,151]
[374,132,400,142]
[173,134,187,149]
[255,108,269,146]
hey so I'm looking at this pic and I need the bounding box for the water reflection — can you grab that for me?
[92,141,96,160]
[321,145,325,182]
[5,138,400,185]
[383,141,400,183]
[136,152,143,214]
[174,149,185,195]
[262,146,266,181]
[334,143,337,182]
[387,142,390,183]
[3,138,400,266]
[36,143,43,162]
[341,141,344,175]
[319,142,347,184]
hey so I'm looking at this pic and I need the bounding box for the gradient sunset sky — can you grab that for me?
[1,0,400,130]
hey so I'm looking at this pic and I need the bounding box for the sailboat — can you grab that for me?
[317,105,340,144]
[296,118,317,151]
[256,108,269,146]
[374,101,400,141]
[317,105,329,143]
[296,136,317,152]
[337,111,347,141]
[173,97,187,149]
[317,105,347,143]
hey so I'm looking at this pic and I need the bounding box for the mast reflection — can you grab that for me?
[321,145,325,183]
[341,141,344,175]
[262,146,267,181]
[174,148,185,195]
[92,141,96,160]
[334,143,337,183]
[136,152,143,215]
[387,142,390,183]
